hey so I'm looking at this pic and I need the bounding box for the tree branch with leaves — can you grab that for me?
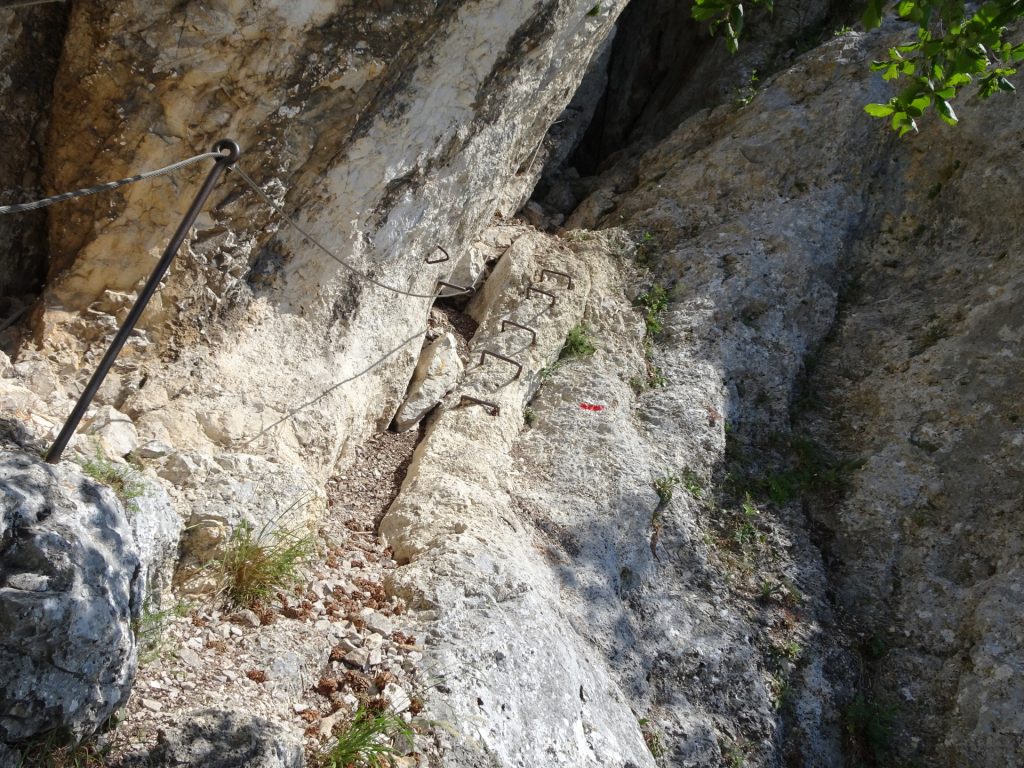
[691,0,1024,133]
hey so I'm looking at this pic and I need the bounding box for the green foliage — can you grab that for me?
[560,324,596,360]
[81,451,145,511]
[844,694,897,764]
[634,283,669,338]
[319,706,414,768]
[693,0,1024,132]
[691,0,774,53]
[732,493,762,550]
[760,435,858,505]
[654,473,679,506]
[638,718,666,762]
[680,468,705,500]
[523,407,537,427]
[218,517,313,608]
[587,2,602,16]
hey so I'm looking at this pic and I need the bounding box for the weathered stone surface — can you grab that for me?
[392,332,463,432]
[381,232,658,766]
[127,480,183,607]
[19,0,632,560]
[83,404,139,460]
[0,3,67,298]
[0,449,141,744]
[121,709,303,768]
[795,65,1024,766]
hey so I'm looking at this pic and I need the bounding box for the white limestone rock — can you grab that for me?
[392,333,463,432]
[0,449,141,745]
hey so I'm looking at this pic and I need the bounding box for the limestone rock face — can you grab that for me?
[392,332,464,432]
[0,450,141,745]
[21,0,630,552]
[122,709,303,768]
[0,3,67,298]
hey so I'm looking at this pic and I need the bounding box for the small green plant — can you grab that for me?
[654,473,679,506]
[81,450,146,511]
[16,726,115,768]
[680,469,704,500]
[218,516,313,608]
[638,718,665,762]
[778,639,802,661]
[133,599,192,664]
[560,324,596,360]
[635,230,657,264]
[844,695,897,764]
[634,283,669,338]
[586,2,601,15]
[319,706,414,768]
[523,407,536,427]
[725,742,746,768]
[733,68,759,108]
[732,494,761,551]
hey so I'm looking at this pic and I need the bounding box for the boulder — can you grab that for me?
[0,450,141,745]
[392,333,463,432]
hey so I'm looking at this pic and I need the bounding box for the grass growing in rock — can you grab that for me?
[217,518,314,608]
[318,705,413,768]
[654,473,679,506]
[631,282,671,392]
[81,450,146,511]
[559,323,596,360]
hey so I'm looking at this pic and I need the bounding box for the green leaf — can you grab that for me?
[862,0,884,28]
[864,103,895,117]
[998,76,1017,91]
[936,99,958,125]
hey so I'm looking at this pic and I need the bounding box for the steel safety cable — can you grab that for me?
[240,324,432,446]
[232,165,474,300]
[0,0,66,9]
[0,150,225,215]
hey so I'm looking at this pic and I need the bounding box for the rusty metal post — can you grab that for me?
[45,140,240,463]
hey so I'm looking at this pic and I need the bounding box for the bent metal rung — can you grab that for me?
[478,349,522,380]
[425,245,450,264]
[458,394,500,416]
[45,139,241,464]
[500,319,537,345]
[526,283,556,306]
[540,268,574,289]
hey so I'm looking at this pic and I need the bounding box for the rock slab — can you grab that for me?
[0,450,141,744]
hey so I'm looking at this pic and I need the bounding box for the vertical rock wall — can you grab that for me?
[22,0,628,539]
[0,3,68,298]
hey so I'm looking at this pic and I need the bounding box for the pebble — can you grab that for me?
[140,697,163,712]
[362,610,393,637]
[343,648,369,668]
[177,648,203,668]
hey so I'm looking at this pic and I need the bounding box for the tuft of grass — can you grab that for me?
[523,407,536,427]
[634,283,669,338]
[560,324,596,360]
[319,706,414,768]
[654,473,679,507]
[844,695,897,764]
[638,718,665,762]
[81,451,146,511]
[218,517,313,609]
[16,726,115,768]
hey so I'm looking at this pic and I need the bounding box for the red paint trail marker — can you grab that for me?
[579,402,605,412]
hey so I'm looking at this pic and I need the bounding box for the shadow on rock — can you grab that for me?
[121,709,303,768]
